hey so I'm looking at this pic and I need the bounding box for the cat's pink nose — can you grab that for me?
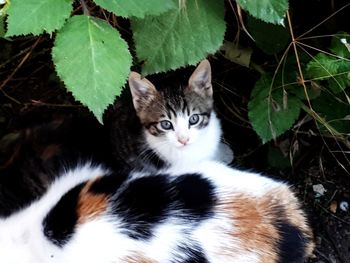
[178,137,189,145]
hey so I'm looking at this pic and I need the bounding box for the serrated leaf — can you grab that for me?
[306,53,339,80]
[52,15,132,122]
[93,0,177,18]
[0,15,4,38]
[328,60,350,93]
[0,0,9,16]
[132,0,225,75]
[247,15,289,55]
[5,0,73,36]
[0,0,7,38]
[306,53,350,93]
[248,75,301,143]
[236,0,288,24]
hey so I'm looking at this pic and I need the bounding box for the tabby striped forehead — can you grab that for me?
[139,85,213,135]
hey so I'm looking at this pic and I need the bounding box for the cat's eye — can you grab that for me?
[189,114,200,125]
[160,120,173,130]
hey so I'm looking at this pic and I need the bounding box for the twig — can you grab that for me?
[235,2,254,41]
[298,3,350,39]
[318,204,350,225]
[26,100,83,108]
[0,37,41,92]
[315,249,332,262]
[80,0,90,16]
[226,0,241,43]
[1,90,21,104]
[286,11,312,108]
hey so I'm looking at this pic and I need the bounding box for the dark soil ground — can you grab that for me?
[1,0,350,261]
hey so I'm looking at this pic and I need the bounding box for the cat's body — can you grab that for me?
[0,160,314,263]
[105,60,233,171]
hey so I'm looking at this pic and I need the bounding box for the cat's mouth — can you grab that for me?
[175,142,191,149]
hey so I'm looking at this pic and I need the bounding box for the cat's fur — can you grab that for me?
[0,160,314,263]
[105,60,232,170]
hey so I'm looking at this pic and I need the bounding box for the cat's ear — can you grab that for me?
[128,72,157,111]
[188,59,212,97]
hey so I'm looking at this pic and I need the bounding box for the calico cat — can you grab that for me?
[0,160,314,263]
[105,60,233,170]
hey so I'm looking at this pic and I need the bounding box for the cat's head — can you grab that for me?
[128,60,221,164]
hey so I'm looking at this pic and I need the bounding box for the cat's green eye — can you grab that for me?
[160,120,173,130]
[189,114,200,125]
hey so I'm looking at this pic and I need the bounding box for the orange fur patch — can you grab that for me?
[77,178,108,224]
[219,194,279,262]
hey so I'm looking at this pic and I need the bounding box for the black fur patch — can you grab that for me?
[174,173,215,219]
[276,222,307,263]
[89,171,128,195]
[176,245,209,263]
[43,183,85,247]
[112,175,172,240]
[111,173,215,240]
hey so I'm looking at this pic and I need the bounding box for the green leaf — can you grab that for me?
[312,93,350,134]
[93,0,177,18]
[248,75,301,143]
[132,0,226,75]
[236,0,288,24]
[52,15,132,122]
[247,15,289,55]
[5,0,73,36]
[306,53,338,80]
[328,60,350,93]
[0,15,4,38]
[330,31,350,59]
[306,53,350,93]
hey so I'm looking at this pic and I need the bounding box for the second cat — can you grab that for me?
[105,60,233,170]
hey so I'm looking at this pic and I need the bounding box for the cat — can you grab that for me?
[0,160,314,263]
[104,59,233,171]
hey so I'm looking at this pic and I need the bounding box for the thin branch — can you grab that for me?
[298,3,350,39]
[80,0,90,16]
[0,37,41,92]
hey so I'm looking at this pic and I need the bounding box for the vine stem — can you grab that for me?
[287,10,350,154]
[286,11,312,109]
[80,0,90,16]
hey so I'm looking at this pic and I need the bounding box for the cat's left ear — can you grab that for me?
[188,59,212,97]
[128,72,158,111]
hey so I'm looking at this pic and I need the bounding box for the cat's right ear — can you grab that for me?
[128,72,157,111]
[188,59,213,98]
